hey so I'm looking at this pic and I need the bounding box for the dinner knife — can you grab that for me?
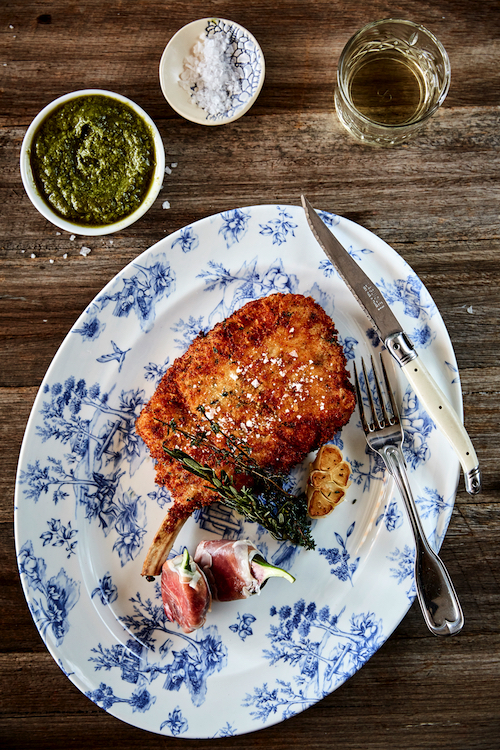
[301,194,481,495]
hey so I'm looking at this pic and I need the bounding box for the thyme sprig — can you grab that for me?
[157,408,315,550]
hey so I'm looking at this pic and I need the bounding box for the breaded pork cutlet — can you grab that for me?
[136,293,356,576]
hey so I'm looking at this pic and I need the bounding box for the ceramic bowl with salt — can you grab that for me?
[159,18,265,125]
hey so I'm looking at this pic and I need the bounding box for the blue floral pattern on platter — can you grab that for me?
[15,205,463,738]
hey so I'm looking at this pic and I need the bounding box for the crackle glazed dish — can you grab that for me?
[15,205,463,737]
[159,18,265,125]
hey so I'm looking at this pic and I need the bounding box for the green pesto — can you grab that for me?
[30,95,156,226]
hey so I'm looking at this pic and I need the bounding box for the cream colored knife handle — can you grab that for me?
[385,332,481,494]
[401,357,480,494]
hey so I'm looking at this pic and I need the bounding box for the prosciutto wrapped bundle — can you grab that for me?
[161,549,211,633]
[194,539,294,602]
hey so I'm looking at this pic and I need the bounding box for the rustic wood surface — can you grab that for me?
[1,0,499,748]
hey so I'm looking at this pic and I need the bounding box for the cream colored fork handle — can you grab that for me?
[400,357,481,494]
[381,443,464,636]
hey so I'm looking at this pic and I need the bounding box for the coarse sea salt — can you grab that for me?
[179,32,242,116]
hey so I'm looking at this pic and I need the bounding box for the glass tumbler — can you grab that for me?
[334,19,451,146]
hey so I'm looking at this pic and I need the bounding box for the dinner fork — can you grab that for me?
[353,355,464,636]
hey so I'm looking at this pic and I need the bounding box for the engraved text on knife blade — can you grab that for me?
[363,282,387,312]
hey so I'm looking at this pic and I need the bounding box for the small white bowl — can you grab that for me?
[159,18,265,125]
[20,89,165,236]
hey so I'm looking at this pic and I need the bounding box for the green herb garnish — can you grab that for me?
[157,408,315,550]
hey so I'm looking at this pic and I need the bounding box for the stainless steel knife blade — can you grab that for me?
[301,194,481,495]
[301,195,401,342]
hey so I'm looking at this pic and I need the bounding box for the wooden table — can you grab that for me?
[1,1,499,748]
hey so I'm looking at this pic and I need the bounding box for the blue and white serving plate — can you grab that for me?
[15,205,462,738]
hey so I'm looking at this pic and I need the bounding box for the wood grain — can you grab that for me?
[1,1,499,748]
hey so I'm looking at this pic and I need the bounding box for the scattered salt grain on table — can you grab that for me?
[179,32,242,116]
[80,246,91,257]
[162,200,171,209]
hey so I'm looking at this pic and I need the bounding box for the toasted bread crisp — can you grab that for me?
[136,293,356,575]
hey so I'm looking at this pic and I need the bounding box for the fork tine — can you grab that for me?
[370,355,392,427]
[379,353,400,424]
[361,357,380,429]
[353,361,369,434]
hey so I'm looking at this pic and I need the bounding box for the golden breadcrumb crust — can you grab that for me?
[136,293,356,574]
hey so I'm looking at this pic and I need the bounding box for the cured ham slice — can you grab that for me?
[194,539,294,601]
[161,549,211,633]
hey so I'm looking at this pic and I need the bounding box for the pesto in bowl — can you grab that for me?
[30,95,155,226]
[21,90,165,235]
